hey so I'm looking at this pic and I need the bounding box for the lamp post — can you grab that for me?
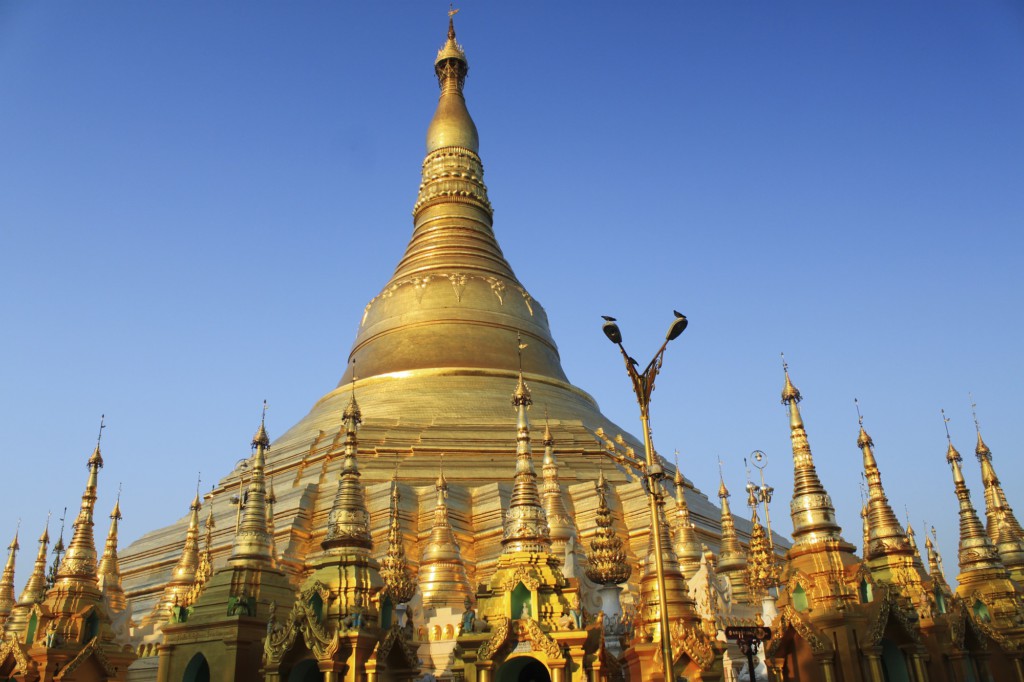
[600,312,687,679]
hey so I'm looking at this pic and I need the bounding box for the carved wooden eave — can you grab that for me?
[668,620,716,671]
[765,604,834,659]
[53,636,120,680]
[0,637,35,679]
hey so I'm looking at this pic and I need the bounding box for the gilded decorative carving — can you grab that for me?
[766,605,832,657]
[54,637,119,680]
[477,616,509,660]
[670,619,715,670]
[527,617,564,660]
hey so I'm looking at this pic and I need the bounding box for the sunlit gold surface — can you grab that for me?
[0,531,18,629]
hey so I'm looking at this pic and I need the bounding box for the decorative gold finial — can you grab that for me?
[855,399,873,448]
[780,353,801,404]
[89,414,106,468]
[252,400,271,449]
[448,4,459,39]
[381,464,416,606]
[585,473,631,586]
[970,393,992,459]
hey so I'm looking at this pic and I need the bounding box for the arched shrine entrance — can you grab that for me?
[497,655,551,682]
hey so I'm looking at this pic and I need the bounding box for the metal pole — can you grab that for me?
[640,409,675,679]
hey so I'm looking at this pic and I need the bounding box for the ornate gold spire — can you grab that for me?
[671,458,702,580]
[322,387,372,551]
[0,527,19,627]
[4,520,50,635]
[339,14,568,389]
[925,529,951,594]
[97,494,127,612]
[172,490,203,603]
[745,497,777,600]
[541,417,575,556]
[942,412,1005,579]
[185,495,215,608]
[971,399,1024,545]
[379,470,416,606]
[419,458,471,609]
[229,404,276,566]
[57,418,105,586]
[428,8,477,154]
[856,403,913,563]
[502,354,552,554]
[584,472,631,586]
[715,470,749,603]
[779,359,848,548]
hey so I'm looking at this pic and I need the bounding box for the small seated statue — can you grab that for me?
[342,593,365,630]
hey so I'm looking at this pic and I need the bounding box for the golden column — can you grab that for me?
[599,312,688,678]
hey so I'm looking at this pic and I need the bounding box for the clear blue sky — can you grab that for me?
[2,2,1022,589]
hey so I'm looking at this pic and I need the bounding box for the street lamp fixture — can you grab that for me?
[600,311,687,678]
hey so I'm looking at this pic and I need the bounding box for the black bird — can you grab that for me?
[628,356,639,367]
[673,310,685,318]
[601,315,617,322]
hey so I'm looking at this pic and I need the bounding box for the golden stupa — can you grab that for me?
[5,13,1024,682]
[113,11,736,678]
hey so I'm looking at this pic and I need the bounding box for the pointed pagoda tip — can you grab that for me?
[597,470,607,491]
[857,425,873,449]
[673,464,684,486]
[975,429,991,459]
[110,499,123,521]
[40,518,50,545]
[437,5,466,65]
[946,440,961,466]
[718,477,729,499]
[343,392,362,425]
[8,529,19,553]
[543,421,553,446]
[512,371,532,407]
[780,355,802,404]
[88,443,104,469]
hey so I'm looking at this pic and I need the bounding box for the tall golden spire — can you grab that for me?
[56,417,106,586]
[339,13,568,388]
[971,399,1024,544]
[171,490,203,605]
[779,359,848,547]
[942,412,1005,579]
[185,494,215,608]
[671,458,702,580]
[4,520,50,636]
[715,470,749,603]
[229,404,276,566]
[584,472,631,586]
[0,527,19,627]
[541,417,575,556]
[502,346,552,554]
[322,386,372,551]
[856,402,913,564]
[745,493,777,601]
[97,494,127,612]
[380,469,416,606]
[419,458,471,610]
